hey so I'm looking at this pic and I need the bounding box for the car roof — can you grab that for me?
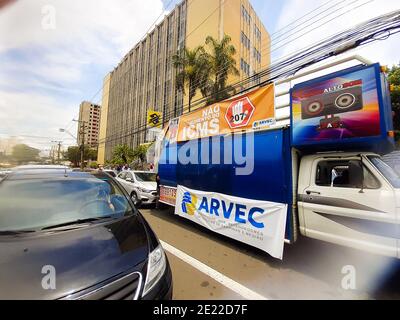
[130,171,155,173]
[3,167,110,181]
[13,165,69,171]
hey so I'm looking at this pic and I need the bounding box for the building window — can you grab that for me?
[253,48,261,64]
[241,31,250,50]
[255,25,261,41]
[240,58,250,77]
[241,5,250,25]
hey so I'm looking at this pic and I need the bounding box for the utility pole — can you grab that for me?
[74,120,87,170]
[51,141,63,164]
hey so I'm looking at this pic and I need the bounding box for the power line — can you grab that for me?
[93,0,359,143]
[97,9,400,147]
[96,0,375,143]
[60,0,182,140]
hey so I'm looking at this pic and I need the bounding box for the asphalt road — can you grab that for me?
[140,206,400,300]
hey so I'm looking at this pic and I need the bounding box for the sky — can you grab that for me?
[0,0,399,153]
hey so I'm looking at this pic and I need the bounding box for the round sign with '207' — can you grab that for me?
[225,97,255,129]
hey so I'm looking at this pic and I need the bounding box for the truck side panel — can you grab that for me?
[158,128,295,241]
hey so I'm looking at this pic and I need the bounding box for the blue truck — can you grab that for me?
[156,62,399,259]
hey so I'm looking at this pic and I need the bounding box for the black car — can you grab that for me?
[0,166,172,300]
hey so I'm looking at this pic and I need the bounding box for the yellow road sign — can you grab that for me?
[147,110,162,128]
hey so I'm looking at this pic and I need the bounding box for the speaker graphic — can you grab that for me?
[301,80,364,121]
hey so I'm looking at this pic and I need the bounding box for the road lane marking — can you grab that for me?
[160,240,269,300]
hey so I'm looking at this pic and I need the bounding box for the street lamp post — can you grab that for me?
[59,128,77,141]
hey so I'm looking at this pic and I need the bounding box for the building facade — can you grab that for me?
[77,101,101,148]
[98,0,270,164]
[97,74,111,165]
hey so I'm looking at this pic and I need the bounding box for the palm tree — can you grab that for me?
[172,46,209,112]
[112,144,134,165]
[205,35,239,103]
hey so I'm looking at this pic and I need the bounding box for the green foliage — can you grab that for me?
[108,144,153,169]
[64,147,80,167]
[172,34,239,109]
[64,146,97,168]
[0,152,9,163]
[111,144,134,165]
[204,35,239,104]
[133,144,152,163]
[388,64,400,147]
[172,46,210,111]
[89,161,99,169]
[11,144,40,164]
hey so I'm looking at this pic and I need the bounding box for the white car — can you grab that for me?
[116,171,158,206]
[0,170,11,180]
[103,169,118,178]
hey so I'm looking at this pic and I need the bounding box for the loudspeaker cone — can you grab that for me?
[335,93,356,109]
[305,101,323,115]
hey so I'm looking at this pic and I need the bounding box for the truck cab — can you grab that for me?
[298,152,400,258]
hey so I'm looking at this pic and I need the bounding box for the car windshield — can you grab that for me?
[134,172,156,182]
[0,173,134,232]
[368,156,400,189]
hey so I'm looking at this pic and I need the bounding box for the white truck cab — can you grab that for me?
[298,152,400,258]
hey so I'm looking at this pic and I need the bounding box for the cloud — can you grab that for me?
[0,90,77,149]
[0,0,167,150]
[272,0,400,65]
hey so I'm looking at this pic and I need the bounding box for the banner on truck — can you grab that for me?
[159,186,177,206]
[291,64,382,146]
[176,85,275,142]
[175,185,288,259]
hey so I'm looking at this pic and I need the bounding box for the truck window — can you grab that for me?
[369,156,400,188]
[316,160,380,189]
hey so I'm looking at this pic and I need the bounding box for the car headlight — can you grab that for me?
[142,244,167,297]
[138,187,152,193]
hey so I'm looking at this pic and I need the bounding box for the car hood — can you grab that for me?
[0,215,150,300]
[138,181,157,191]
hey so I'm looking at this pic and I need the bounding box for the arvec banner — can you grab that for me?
[176,85,275,142]
[175,185,288,260]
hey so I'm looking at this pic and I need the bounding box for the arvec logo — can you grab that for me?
[181,191,266,229]
[181,192,198,216]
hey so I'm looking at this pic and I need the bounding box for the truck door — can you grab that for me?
[299,156,398,257]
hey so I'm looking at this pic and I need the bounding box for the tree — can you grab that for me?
[111,145,134,165]
[12,144,40,164]
[64,146,97,168]
[388,64,400,146]
[133,144,152,163]
[204,35,239,104]
[64,147,80,167]
[131,144,153,170]
[172,46,210,112]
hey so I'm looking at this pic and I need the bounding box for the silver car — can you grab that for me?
[116,171,158,205]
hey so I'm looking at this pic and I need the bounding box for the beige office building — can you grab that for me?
[77,101,101,148]
[98,0,270,164]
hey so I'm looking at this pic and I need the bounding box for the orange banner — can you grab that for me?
[175,85,275,142]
